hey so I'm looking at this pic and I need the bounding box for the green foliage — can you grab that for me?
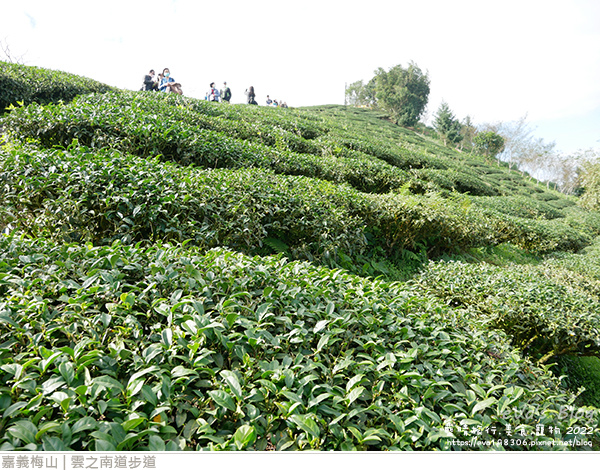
[0,61,115,112]
[0,145,369,265]
[433,101,462,147]
[374,62,430,127]
[1,69,600,451]
[555,356,600,408]
[0,92,419,195]
[578,160,600,211]
[470,196,565,220]
[410,169,499,196]
[414,259,600,363]
[0,144,512,268]
[0,237,593,451]
[474,131,505,159]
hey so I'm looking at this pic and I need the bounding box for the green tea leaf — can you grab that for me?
[346,374,364,392]
[313,319,329,333]
[95,439,117,452]
[71,416,97,435]
[148,435,166,452]
[346,386,365,406]
[93,376,124,395]
[7,421,37,444]
[220,370,243,400]
[3,401,27,419]
[233,424,257,450]
[122,417,145,432]
[472,397,497,415]
[208,390,236,411]
[288,414,320,439]
[58,362,75,386]
[42,436,68,451]
[171,366,197,379]
[315,334,330,353]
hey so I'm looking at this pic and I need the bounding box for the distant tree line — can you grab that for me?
[346,63,507,160]
[346,62,600,199]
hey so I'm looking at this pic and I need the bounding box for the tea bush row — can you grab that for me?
[0,236,593,451]
[412,259,600,363]
[4,144,527,261]
[0,61,115,113]
[2,92,471,197]
[2,92,549,201]
[470,196,565,220]
[1,94,427,195]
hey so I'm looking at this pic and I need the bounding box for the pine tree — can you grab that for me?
[433,101,462,147]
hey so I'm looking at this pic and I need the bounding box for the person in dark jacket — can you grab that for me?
[222,82,232,103]
[142,69,157,91]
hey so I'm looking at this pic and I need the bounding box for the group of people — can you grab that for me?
[205,82,232,103]
[141,69,288,107]
[142,68,182,94]
[266,95,288,108]
[206,84,286,107]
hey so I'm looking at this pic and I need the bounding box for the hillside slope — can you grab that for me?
[1,63,599,451]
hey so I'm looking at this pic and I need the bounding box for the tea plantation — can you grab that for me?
[1,62,600,451]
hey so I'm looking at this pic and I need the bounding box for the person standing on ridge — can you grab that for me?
[222,82,232,103]
[245,86,257,105]
[208,83,220,102]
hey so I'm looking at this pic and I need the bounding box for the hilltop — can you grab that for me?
[1,62,600,451]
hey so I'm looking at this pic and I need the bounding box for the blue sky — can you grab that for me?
[1,0,599,155]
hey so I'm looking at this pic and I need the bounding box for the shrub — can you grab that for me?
[470,196,565,220]
[414,260,600,363]
[0,61,115,112]
[0,93,416,195]
[410,169,499,196]
[1,144,517,266]
[0,145,369,265]
[0,236,591,451]
[555,356,600,408]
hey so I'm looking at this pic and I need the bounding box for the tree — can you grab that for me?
[459,115,477,152]
[345,78,377,107]
[473,131,505,159]
[481,115,556,177]
[373,62,430,127]
[544,151,586,195]
[433,101,463,146]
[0,39,25,64]
[575,150,600,207]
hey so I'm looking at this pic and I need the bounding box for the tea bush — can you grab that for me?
[0,94,419,195]
[0,144,517,267]
[410,169,499,196]
[470,196,565,220]
[413,260,600,363]
[2,80,600,452]
[0,145,368,264]
[0,236,594,451]
[0,92,545,204]
[0,61,115,112]
[555,356,600,408]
